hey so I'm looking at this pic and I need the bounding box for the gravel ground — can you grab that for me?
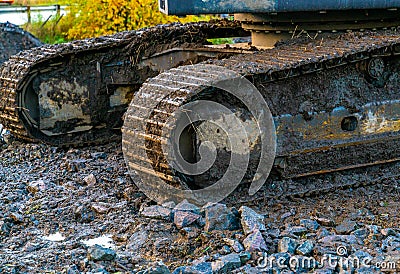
[0,140,399,273]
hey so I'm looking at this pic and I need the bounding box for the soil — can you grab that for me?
[0,140,399,273]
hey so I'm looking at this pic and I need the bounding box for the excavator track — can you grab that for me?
[0,20,245,146]
[123,28,400,204]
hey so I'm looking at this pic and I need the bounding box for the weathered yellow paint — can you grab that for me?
[110,86,134,108]
[39,78,92,135]
[362,109,400,134]
[275,102,400,143]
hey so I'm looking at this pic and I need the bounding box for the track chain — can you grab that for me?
[123,28,400,202]
[0,20,244,146]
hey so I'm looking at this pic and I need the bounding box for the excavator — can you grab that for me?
[1,1,400,204]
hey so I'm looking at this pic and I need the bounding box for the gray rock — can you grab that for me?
[153,238,172,251]
[243,229,269,252]
[83,173,97,186]
[296,240,314,256]
[305,232,317,239]
[68,159,87,172]
[173,262,213,274]
[74,206,95,223]
[335,220,357,235]
[366,225,381,235]
[220,245,231,255]
[381,228,399,237]
[141,261,171,274]
[212,253,222,261]
[287,226,308,236]
[196,216,206,227]
[280,211,295,220]
[315,217,335,227]
[381,236,400,251]
[162,201,176,209]
[265,228,281,238]
[211,253,242,273]
[223,238,244,253]
[195,262,215,274]
[314,269,334,274]
[274,268,294,274]
[239,252,251,264]
[319,235,359,245]
[203,203,240,232]
[174,211,201,229]
[350,208,375,220]
[278,237,299,254]
[9,212,23,224]
[67,265,80,274]
[337,259,355,274]
[141,205,171,221]
[239,206,266,235]
[319,254,339,272]
[175,200,200,214]
[127,226,148,250]
[317,228,331,239]
[191,255,210,265]
[300,219,320,231]
[91,202,110,214]
[27,180,46,194]
[91,267,109,274]
[88,244,116,261]
[180,227,201,239]
[91,152,107,159]
[0,220,11,235]
[351,228,369,241]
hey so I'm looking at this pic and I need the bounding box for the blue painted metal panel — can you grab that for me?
[159,0,400,15]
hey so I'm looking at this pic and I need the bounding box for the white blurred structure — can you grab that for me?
[0,5,67,25]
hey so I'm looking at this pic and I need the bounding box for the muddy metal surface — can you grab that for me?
[0,141,399,273]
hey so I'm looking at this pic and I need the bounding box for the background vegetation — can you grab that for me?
[18,0,209,43]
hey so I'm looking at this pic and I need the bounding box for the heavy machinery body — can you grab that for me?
[160,0,400,14]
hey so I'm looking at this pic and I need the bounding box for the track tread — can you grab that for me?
[122,28,400,199]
